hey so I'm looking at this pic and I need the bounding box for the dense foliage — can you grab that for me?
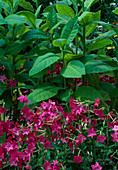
[0,0,118,169]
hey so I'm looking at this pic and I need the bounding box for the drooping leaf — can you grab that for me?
[61,60,85,78]
[56,4,75,18]
[35,5,42,17]
[19,0,34,12]
[74,86,102,101]
[4,14,26,24]
[29,53,59,76]
[21,29,48,40]
[87,39,113,53]
[27,86,62,104]
[18,11,36,28]
[85,60,117,74]
[61,17,78,46]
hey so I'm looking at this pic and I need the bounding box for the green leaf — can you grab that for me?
[21,29,48,40]
[27,86,62,104]
[4,14,26,24]
[58,89,71,102]
[85,60,117,74]
[84,0,98,11]
[56,4,75,18]
[50,21,63,34]
[35,5,42,17]
[46,8,57,29]
[86,74,100,90]
[61,17,78,46]
[113,8,118,15]
[52,39,67,49]
[19,0,34,12]
[110,87,118,98]
[0,14,5,25]
[57,13,70,23]
[74,86,102,101]
[13,0,19,13]
[87,39,113,53]
[61,60,85,78]
[100,81,115,95]
[29,53,59,76]
[0,132,6,144]
[0,48,5,58]
[0,82,6,95]
[18,11,36,28]
[0,61,12,76]
[5,40,30,55]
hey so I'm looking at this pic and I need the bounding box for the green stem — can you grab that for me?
[61,50,66,88]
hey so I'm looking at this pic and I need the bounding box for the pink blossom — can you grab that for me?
[111,132,118,142]
[112,125,118,132]
[94,98,100,107]
[97,135,106,143]
[87,128,97,139]
[76,134,87,146]
[43,141,52,150]
[24,165,31,169]
[17,94,30,105]
[0,107,7,114]
[0,74,6,82]
[91,162,102,170]
[73,155,83,164]
[43,161,51,170]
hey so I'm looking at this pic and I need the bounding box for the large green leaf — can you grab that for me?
[61,60,85,78]
[56,4,75,18]
[85,60,117,74]
[0,82,6,95]
[57,13,70,23]
[61,17,78,46]
[100,81,115,95]
[74,86,102,101]
[29,53,59,76]
[18,11,36,28]
[27,86,62,104]
[21,29,48,40]
[110,87,118,97]
[4,14,26,24]
[87,39,113,53]
[46,8,57,29]
[19,0,34,12]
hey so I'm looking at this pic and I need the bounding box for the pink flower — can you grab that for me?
[112,125,118,132]
[97,135,106,143]
[111,132,118,142]
[73,156,83,164]
[43,161,51,170]
[17,94,30,105]
[0,74,6,82]
[87,128,97,139]
[43,141,52,150]
[76,134,87,146]
[91,162,102,170]
[0,107,7,114]
[94,98,100,107]
[24,165,31,169]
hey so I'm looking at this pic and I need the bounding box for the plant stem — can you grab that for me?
[61,50,66,88]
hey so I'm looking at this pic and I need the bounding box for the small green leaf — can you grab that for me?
[29,53,59,76]
[28,86,62,104]
[53,39,67,49]
[61,60,85,78]
[19,0,34,12]
[56,4,75,18]
[113,8,118,15]
[35,5,42,17]
[58,89,71,102]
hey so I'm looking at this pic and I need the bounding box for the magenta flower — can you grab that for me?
[24,165,31,169]
[17,94,30,105]
[0,107,7,114]
[97,135,106,143]
[73,155,83,164]
[112,125,118,132]
[111,132,118,142]
[76,134,87,146]
[0,74,6,82]
[87,128,97,139]
[43,161,51,170]
[43,141,52,150]
[94,98,100,107]
[91,162,102,170]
